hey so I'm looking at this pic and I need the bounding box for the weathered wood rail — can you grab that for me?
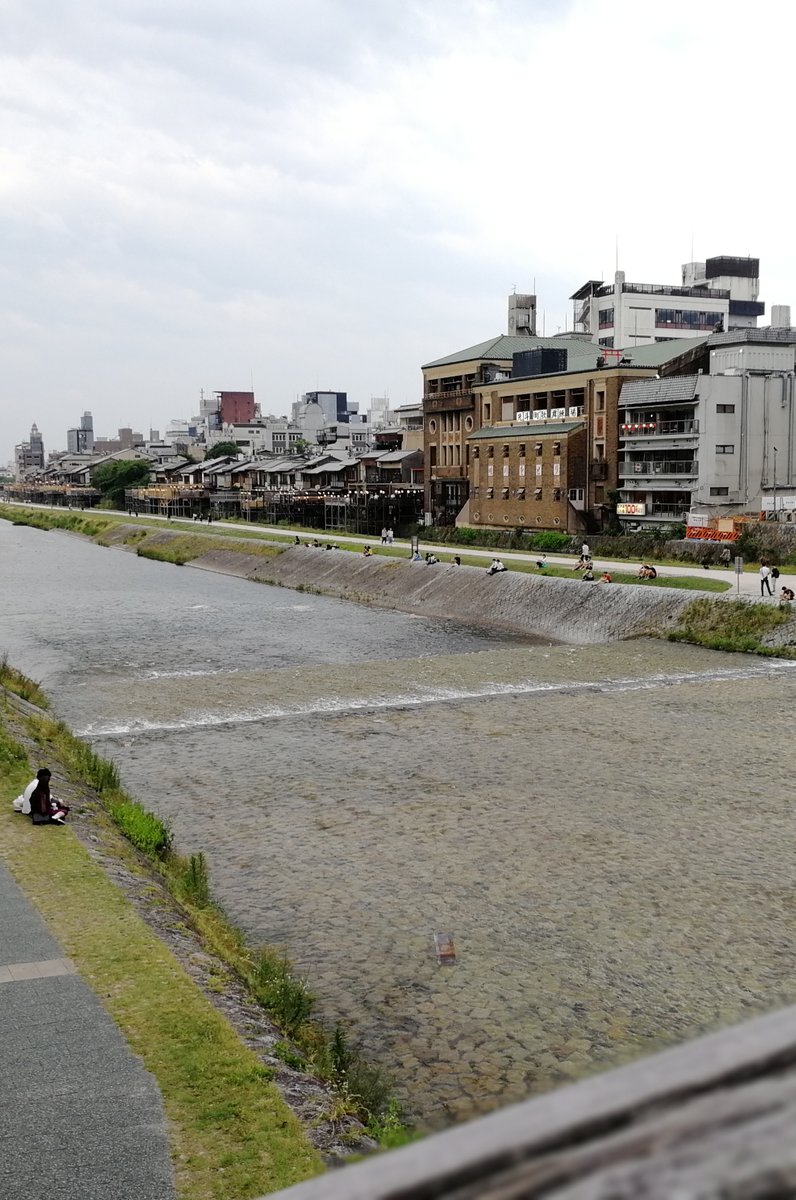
[270,1004,796,1198]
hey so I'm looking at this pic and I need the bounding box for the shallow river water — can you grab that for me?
[3,520,796,1127]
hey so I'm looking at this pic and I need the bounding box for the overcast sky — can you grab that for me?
[3,0,794,463]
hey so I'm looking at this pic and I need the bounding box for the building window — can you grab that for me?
[486,487,494,499]
[598,337,614,348]
[465,415,474,431]
[535,463,542,477]
[598,307,614,328]
[552,441,561,456]
[568,487,584,502]
[518,462,526,478]
[484,403,491,422]
[472,445,479,459]
[535,443,543,456]
[487,463,493,477]
[596,391,605,412]
[502,464,509,478]
[552,488,561,501]
[502,444,509,457]
[428,419,437,434]
[534,487,543,501]
[471,486,479,498]
[516,488,525,500]
[710,486,729,496]
[519,443,526,457]
[716,404,735,414]
[655,308,724,330]
[487,445,494,458]
[501,487,510,500]
[716,445,735,454]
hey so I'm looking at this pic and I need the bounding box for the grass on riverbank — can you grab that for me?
[0,656,50,708]
[0,705,324,1200]
[134,533,283,566]
[668,597,796,655]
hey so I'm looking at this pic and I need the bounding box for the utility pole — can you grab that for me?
[773,446,778,521]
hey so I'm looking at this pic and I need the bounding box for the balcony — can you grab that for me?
[424,390,474,412]
[620,419,699,437]
[619,459,698,478]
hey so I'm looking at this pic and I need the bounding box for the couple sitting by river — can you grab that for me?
[12,768,69,826]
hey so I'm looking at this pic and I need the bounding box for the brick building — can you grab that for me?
[467,422,587,532]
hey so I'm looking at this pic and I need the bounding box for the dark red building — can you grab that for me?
[216,391,256,425]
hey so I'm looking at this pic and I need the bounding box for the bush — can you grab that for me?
[175,852,211,907]
[249,947,315,1034]
[104,792,173,858]
[528,530,572,552]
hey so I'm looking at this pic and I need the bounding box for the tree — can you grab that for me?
[93,459,152,509]
[205,441,240,460]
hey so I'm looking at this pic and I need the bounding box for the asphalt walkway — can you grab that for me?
[0,860,175,1200]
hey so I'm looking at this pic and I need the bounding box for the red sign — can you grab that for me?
[685,526,738,542]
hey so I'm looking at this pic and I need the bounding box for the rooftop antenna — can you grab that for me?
[615,235,619,273]
[690,230,694,262]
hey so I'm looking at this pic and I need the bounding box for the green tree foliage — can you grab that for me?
[205,441,241,460]
[92,459,152,508]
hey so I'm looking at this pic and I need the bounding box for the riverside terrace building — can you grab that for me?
[618,323,796,529]
[423,334,605,523]
[423,333,705,528]
[571,256,764,349]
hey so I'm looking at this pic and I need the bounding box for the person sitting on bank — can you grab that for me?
[487,557,507,575]
[582,566,595,581]
[599,571,612,583]
[452,555,461,566]
[362,545,372,557]
[780,586,795,605]
[638,563,657,579]
[536,557,547,570]
[13,769,69,825]
[425,553,439,564]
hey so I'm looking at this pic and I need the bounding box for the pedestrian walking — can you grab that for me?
[760,561,773,596]
[581,541,590,560]
[380,527,388,544]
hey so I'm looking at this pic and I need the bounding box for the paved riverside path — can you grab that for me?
[0,861,175,1200]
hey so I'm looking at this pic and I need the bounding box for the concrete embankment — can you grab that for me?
[186,544,698,644]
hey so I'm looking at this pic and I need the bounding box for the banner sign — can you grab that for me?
[685,526,739,542]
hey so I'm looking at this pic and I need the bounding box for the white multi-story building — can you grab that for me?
[571,256,764,350]
[617,321,796,524]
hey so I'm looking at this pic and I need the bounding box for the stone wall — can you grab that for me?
[189,546,697,644]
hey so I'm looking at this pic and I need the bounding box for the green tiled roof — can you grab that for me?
[618,336,708,366]
[422,335,598,370]
[424,332,708,374]
[468,422,585,439]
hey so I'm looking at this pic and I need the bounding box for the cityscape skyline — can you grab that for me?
[4,0,795,465]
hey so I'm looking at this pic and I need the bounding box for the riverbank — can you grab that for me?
[0,676,417,1195]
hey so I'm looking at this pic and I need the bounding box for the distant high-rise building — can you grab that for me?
[66,410,94,454]
[15,422,45,479]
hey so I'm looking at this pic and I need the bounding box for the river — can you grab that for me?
[3,518,796,1127]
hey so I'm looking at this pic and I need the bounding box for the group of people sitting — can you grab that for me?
[487,557,507,576]
[638,563,658,579]
[12,768,69,826]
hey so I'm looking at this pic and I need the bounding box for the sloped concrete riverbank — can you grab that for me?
[188,544,697,644]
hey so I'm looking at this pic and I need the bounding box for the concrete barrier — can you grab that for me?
[189,547,697,644]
